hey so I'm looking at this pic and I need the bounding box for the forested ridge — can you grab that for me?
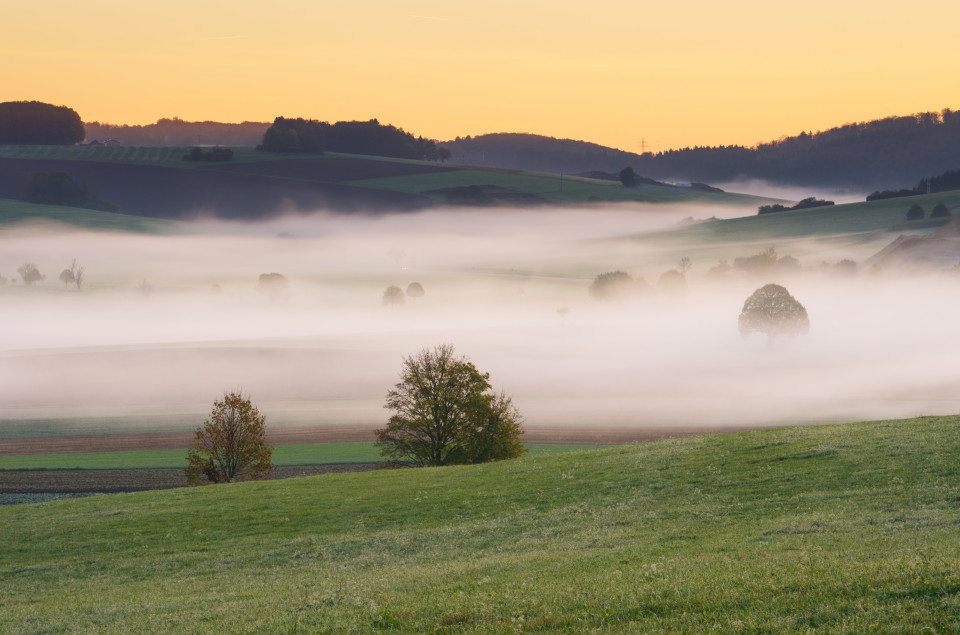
[443,109,960,190]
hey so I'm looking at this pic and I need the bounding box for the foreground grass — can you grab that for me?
[1,416,959,632]
[0,442,609,470]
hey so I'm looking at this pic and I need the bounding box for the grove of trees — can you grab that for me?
[375,344,527,467]
[185,392,273,485]
[0,101,85,145]
[259,117,448,160]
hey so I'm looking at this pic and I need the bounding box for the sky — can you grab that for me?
[4,0,960,152]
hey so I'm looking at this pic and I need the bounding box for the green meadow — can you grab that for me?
[0,198,179,233]
[2,416,958,632]
[0,442,610,471]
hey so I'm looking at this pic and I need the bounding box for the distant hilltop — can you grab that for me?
[443,109,960,192]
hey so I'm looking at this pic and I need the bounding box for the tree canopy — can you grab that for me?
[738,284,810,341]
[375,344,527,467]
[0,101,84,145]
[259,116,447,160]
[185,392,273,485]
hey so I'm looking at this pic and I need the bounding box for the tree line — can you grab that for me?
[259,117,450,161]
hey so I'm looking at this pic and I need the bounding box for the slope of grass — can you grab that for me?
[663,190,960,243]
[348,169,769,205]
[2,416,958,632]
[0,442,609,470]
[0,198,179,233]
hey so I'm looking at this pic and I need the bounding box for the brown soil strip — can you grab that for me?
[0,464,377,494]
[1,424,760,456]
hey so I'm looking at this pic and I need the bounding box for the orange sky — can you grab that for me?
[4,0,960,152]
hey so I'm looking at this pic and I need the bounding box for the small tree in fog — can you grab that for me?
[406,282,425,299]
[588,271,636,301]
[257,272,290,301]
[906,204,925,221]
[658,269,686,295]
[678,256,692,275]
[185,392,273,485]
[59,259,84,290]
[383,285,405,306]
[17,263,44,286]
[375,344,527,467]
[738,284,809,343]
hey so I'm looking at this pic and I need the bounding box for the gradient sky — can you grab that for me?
[5,0,960,151]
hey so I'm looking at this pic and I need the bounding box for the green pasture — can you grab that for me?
[2,416,958,632]
[0,442,612,471]
[348,168,767,205]
[661,190,960,244]
[0,198,178,233]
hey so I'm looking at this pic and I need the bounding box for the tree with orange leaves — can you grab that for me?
[185,392,273,485]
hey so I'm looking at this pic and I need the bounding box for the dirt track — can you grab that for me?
[0,423,758,456]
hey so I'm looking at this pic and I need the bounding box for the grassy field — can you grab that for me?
[0,198,179,232]
[0,442,610,470]
[657,191,960,244]
[1,416,958,632]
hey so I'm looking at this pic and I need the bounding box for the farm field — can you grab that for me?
[0,198,179,232]
[0,442,612,471]
[1,416,958,631]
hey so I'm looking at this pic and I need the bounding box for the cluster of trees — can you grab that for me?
[84,118,269,146]
[758,197,835,215]
[187,344,527,484]
[181,146,234,162]
[22,171,120,212]
[906,203,952,221]
[588,262,689,301]
[868,167,960,201]
[383,282,425,306]
[0,101,85,145]
[5,260,85,288]
[259,117,450,160]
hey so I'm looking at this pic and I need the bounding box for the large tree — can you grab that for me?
[738,284,810,342]
[376,344,527,467]
[0,101,84,145]
[185,392,273,485]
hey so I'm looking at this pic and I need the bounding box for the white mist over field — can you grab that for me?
[2,205,959,439]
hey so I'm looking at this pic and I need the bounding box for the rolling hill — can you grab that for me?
[0,145,774,219]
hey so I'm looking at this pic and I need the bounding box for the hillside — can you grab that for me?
[443,108,960,191]
[2,416,958,631]
[0,145,773,219]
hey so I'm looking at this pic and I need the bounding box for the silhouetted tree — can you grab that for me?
[931,203,951,218]
[906,204,925,221]
[185,392,273,485]
[738,284,810,342]
[17,263,44,286]
[375,344,527,467]
[0,101,84,145]
[619,166,637,187]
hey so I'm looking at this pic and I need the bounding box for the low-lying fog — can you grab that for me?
[2,204,958,438]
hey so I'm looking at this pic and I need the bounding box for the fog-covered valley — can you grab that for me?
[3,204,958,439]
